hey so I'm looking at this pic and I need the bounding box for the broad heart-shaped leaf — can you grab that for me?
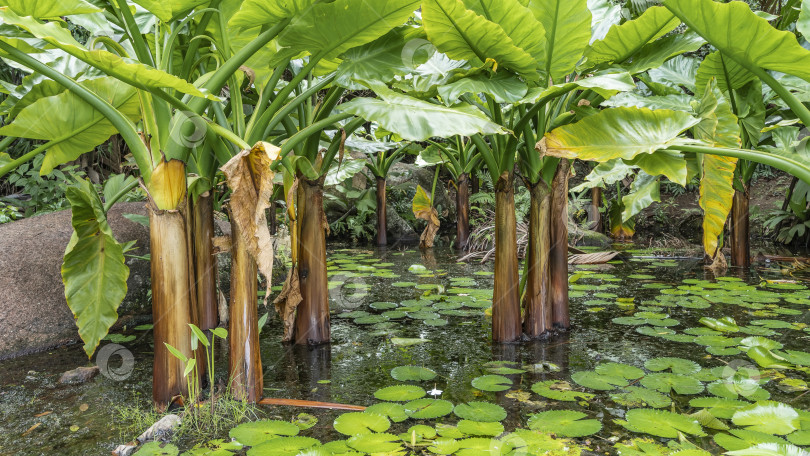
[664,0,810,82]
[695,51,757,96]
[62,179,129,358]
[0,0,101,17]
[800,0,810,40]
[278,0,419,61]
[522,0,591,81]
[422,0,541,80]
[582,6,679,68]
[627,149,687,186]
[601,92,694,112]
[471,374,512,392]
[571,159,636,192]
[333,412,390,436]
[229,420,300,446]
[0,77,141,176]
[527,410,602,437]
[726,443,809,456]
[732,402,800,435]
[453,402,507,422]
[0,10,217,100]
[648,55,700,93]
[622,408,705,438]
[519,72,636,104]
[539,107,699,162]
[339,84,507,141]
[620,30,705,75]
[335,27,427,90]
[621,171,660,222]
[437,72,528,105]
[131,0,211,23]
[228,0,313,29]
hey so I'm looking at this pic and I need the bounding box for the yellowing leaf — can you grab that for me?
[148,159,187,211]
[412,185,439,248]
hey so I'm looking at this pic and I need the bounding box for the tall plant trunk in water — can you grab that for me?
[590,187,602,233]
[729,186,751,268]
[455,173,470,249]
[295,177,330,344]
[471,172,479,195]
[149,200,194,409]
[191,192,218,332]
[550,161,570,330]
[376,176,387,246]
[492,172,521,343]
[228,218,263,402]
[523,182,552,338]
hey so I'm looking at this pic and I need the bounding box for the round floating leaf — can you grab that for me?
[732,402,800,435]
[531,380,594,401]
[454,402,507,422]
[787,430,810,446]
[374,385,426,402]
[229,420,300,446]
[247,436,320,456]
[370,301,398,310]
[333,412,390,436]
[487,366,526,375]
[644,357,701,374]
[457,420,504,437]
[690,397,751,419]
[527,410,602,437]
[427,437,461,454]
[424,318,449,326]
[455,437,512,456]
[725,443,808,455]
[611,386,672,408]
[471,375,512,392]
[640,373,704,395]
[595,362,645,380]
[391,365,437,381]
[404,398,454,419]
[404,424,437,441]
[347,433,401,454]
[571,371,629,390]
[365,402,409,423]
[622,408,705,438]
[714,429,790,451]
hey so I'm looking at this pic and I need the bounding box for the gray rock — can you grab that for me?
[0,202,151,359]
[137,414,182,443]
[388,163,455,221]
[386,204,419,244]
[58,366,99,384]
[112,444,137,456]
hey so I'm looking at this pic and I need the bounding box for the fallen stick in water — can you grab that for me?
[259,397,366,411]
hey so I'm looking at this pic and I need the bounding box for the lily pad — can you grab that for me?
[456,420,504,437]
[531,380,594,401]
[391,366,437,381]
[471,375,512,392]
[403,398,454,419]
[247,436,320,456]
[610,386,672,408]
[346,433,401,453]
[527,410,602,437]
[333,412,390,436]
[714,429,790,451]
[229,420,300,446]
[595,362,645,380]
[374,385,426,402]
[454,402,507,422]
[640,373,704,395]
[621,408,705,438]
[644,357,701,375]
[732,402,800,435]
[571,371,629,390]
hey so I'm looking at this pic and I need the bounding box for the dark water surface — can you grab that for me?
[1,246,808,455]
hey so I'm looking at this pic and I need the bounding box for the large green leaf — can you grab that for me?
[0,77,141,175]
[540,107,699,162]
[571,159,636,192]
[62,179,129,357]
[588,0,622,43]
[622,29,705,75]
[339,84,507,141]
[131,0,210,22]
[582,6,679,68]
[522,0,591,81]
[229,0,312,28]
[335,27,427,89]
[0,10,218,100]
[621,171,660,221]
[732,402,800,435]
[628,150,687,185]
[0,0,101,17]
[800,0,810,40]
[527,411,602,437]
[664,0,810,82]
[727,443,810,456]
[278,0,419,61]
[422,0,540,80]
[694,80,739,257]
[437,72,528,105]
[648,55,699,93]
[695,51,757,96]
[622,408,705,438]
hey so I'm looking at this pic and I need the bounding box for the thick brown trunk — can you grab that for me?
[455,173,470,249]
[492,173,521,343]
[149,201,194,409]
[523,182,552,338]
[376,177,387,246]
[550,161,570,330]
[228,218,263,402]
[729,186,751,268]
[589,187,602,233]
[294,178,330,344]
[191,192,218,332]
[471,173,479,195]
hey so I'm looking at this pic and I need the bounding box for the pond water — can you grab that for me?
[1,246,809,455]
